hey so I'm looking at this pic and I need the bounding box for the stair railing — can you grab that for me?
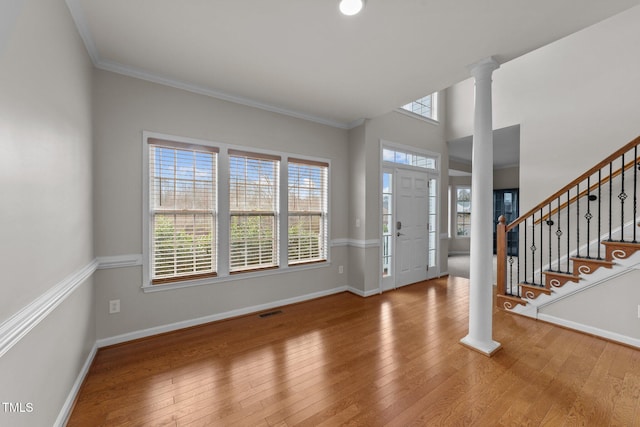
[496,135,640,310]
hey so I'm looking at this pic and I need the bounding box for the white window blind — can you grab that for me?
[288,158,328,265]
[148,138,218,284]
[229,150,280,272]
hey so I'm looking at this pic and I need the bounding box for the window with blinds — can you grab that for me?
[229,150,280,272]
[148,138,217,284]
[288,159,328,265]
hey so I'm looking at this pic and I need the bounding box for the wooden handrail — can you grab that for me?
[506,135,640,232]
[534,155,640,225]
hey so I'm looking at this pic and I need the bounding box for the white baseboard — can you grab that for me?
[347,286,380,297]
[54,343,98,427]
[537,313,640,349]
[96,286,349,348]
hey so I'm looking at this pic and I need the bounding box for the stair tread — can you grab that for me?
[544,270,579,278]
[519,283,546,288]
[570,257,614,265]
[496,294,527,309]
[499,294,523,300]
[602,240,640,246]
[519,283,552,298]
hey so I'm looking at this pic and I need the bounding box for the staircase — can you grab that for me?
[496,136,640,321]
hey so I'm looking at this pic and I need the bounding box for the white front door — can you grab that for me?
[395,169,430,287]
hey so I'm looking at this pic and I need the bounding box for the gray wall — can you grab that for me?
[446,5,640,212]
[356,104,450,291]
[494,166,519,190]
[445,5,640,342]
[92,72,452,338]
[92,70,351,339]
[0,0,95,425]
[348,123,367,292]
[540,268,640,341]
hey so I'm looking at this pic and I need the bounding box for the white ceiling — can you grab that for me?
[66,0,639,128]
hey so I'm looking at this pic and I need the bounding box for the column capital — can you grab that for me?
[468,57,500,80]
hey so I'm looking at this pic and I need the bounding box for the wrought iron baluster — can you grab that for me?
[516,225,521,296]
[598,169,602,259]
[556,196,562,271]
[634,145,638,243]
[609,162,613,241]
[507,229,514,295]
[540,208,544,285]
[566,190,571,273]
[586,177,592,258]
[531,214,537,285]
[576,182,580,257]
[547,204,552,270]
[523,218,528,284]
[620,153,626,241]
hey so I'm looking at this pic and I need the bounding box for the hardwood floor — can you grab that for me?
[68,276,640,426]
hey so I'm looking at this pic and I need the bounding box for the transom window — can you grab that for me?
[144,134,330,287]
[382,147,437,170]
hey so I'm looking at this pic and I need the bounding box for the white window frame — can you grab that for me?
[142,131,332,292]
[381,146,438,171]
[228,150,280,273]
[287,158,329,265]
[381,169,394,278]
[379,140,441,291]
[397,92,439,123]
[455,186,471,238]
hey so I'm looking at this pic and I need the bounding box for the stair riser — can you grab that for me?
[603,242,640,262]
[544,274,580,289]
[571,259,614,276]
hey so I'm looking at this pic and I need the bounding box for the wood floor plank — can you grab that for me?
[67,277,640,426]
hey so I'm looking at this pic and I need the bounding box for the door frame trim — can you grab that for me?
[379,140,441,294]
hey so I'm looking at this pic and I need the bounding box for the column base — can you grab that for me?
[460,335,502,357]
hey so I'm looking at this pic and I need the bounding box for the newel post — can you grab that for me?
[496,215,507,299]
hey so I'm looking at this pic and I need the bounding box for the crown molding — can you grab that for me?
[64,0,362,131]
[97,59,353,129]
[65,0,99,64]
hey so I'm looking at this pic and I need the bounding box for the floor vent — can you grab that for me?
[258,310,283,318]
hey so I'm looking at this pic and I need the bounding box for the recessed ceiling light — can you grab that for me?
[339,0,364,16]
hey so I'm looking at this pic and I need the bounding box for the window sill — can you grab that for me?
[142,261,331,293]
[394,108,439,126]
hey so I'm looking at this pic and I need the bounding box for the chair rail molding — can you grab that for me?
[0,259,98,358]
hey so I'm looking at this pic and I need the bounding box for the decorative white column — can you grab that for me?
[460,57,501,356]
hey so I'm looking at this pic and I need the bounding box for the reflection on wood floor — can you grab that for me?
[68,276,640,426]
